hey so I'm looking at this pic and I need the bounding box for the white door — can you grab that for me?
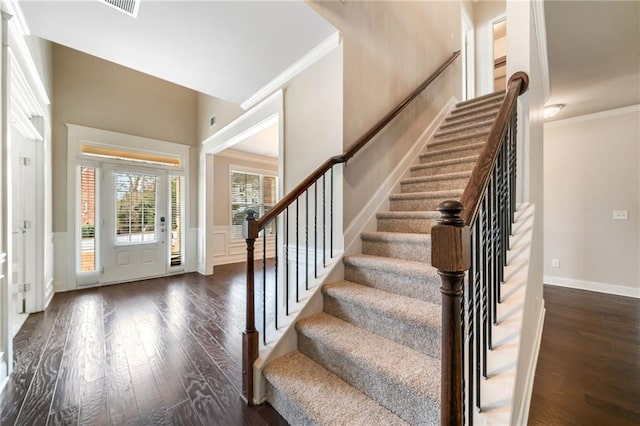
[100,165,168,284]
[10,124,37,336]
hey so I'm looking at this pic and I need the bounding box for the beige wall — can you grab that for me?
[197,93,244,143]
[283,46,343,192]
[213,150,278,227]
[544,108,640,290]
[52,44,198,232]
[308,1,462,227]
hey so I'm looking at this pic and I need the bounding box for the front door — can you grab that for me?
[100,165,168,284]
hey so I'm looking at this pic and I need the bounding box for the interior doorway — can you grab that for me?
[492,18,507,90]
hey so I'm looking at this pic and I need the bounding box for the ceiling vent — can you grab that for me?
[100,0,141,18]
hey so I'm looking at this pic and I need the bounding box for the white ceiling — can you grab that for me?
[18,0,336,104]
[544,0,640,121]
[232,121,279,158]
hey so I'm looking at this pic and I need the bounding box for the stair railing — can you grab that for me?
[431,71,529,425]
[242,50,461,404]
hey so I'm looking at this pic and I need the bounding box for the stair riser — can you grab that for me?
[433,123,492,140]
[323,294,441,358]
[361,239,431,263]
[390,197,453,212]
[420,145,483,163]
[344,264,440,304]
[411,160,475,177]
[298,331,439,424]
[401,176,470,193]
[450,104,501,121]
[266,384,315,426]
[376,216,437,234]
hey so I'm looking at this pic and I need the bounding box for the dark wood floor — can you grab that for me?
[0,263,287,425]
[529,285,640,425]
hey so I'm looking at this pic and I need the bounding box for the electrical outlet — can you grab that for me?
[551,259,560,268]
[613,210,629,220]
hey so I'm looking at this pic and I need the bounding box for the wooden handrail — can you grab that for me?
[252,50,461,234]
[459,71,529,225]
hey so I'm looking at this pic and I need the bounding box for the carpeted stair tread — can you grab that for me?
[361,231,432,262]
[376,210,440,234]
[452,96,503,116]
[455,89,505,107]
[264,350,408,426]
[420,141,485,163]
[323,280,441,357]
[297,313,440,424]
[402,170,471,185]
[389,189,464,211]
[389,189,463,201]
[428,130,489,149]
[411,154,478,177]
[433,118,494,139]
[344,254,440,304]
[442,109,500,128]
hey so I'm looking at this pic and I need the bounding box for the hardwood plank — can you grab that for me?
[5,266,286,426]
[79,377,109,426]
[528,285,640,426]
[167,399,203,426]
[14,297,76,424]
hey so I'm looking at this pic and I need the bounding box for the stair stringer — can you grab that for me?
[251,96,458,404]
[344,96,458,256]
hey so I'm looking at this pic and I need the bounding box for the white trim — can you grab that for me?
[199,90,284,275]
[344,97,458,254]
[515,303,546,426]
[211,225,275,266]
[202,91,282,150]
[215,148,279,166]
[2,6,50,106]
[44,278,53,307]
[544,276,640,299]
[240,32,341,110]
[544,104,640,128]
[531,0,550,102]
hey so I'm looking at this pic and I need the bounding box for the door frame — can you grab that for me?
[461,6,475,101]
[65,124,191,291]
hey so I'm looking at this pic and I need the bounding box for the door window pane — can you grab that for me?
[115,172,157,244]
[79,166,96,272]
[170,175,183,266]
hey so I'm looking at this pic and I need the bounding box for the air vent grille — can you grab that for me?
[100,0,140,17]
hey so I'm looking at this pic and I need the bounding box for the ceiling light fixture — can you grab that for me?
[544,104,564,119]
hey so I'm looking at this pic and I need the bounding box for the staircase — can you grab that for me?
[263,90,506,425]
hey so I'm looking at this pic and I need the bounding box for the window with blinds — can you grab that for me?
[79,166,97,272]
[170,175,183,266]
[231,171,277,240]
[115,172,157,244]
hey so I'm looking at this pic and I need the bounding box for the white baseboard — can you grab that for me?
[53,281,68,293]
[343,96,458,254]
[44,278,54,308]
[544,275,640,299]
[515,303,546,426]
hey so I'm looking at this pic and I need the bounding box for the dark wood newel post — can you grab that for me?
[242,210,259,404]
[431,200,471,426]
